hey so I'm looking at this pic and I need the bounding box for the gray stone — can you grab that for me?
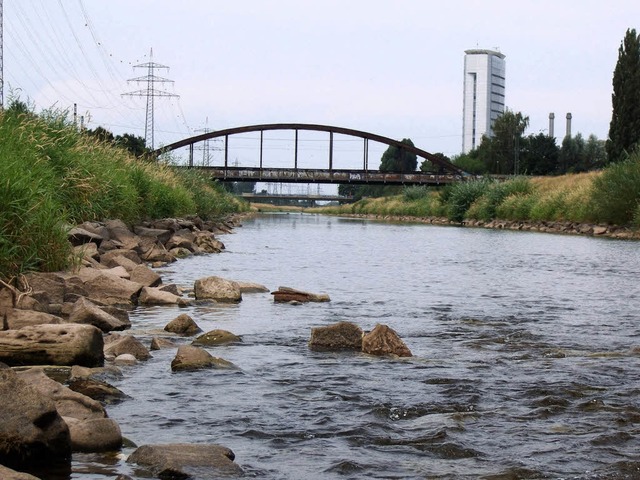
[194,276,242,303]
[193,329,242,346]
[309,321,363,351]
[68,297,131,332]
[361,324,412,357]
[127,443,242,477]
[171,345,237,372]
[164,313,202,336]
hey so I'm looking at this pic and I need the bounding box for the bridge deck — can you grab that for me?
[199,166,461,185]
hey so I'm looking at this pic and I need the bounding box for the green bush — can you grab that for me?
[445,179,492,222]
[588,151,640,225]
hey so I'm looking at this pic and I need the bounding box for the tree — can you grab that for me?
[86,126,115,143]
[558,134,586,174]
[519,133,559,175]
[607,28,640,163]
[115,133,149,157]
[379,138,417,173]
[419,152,451,173]
[489,109,530,174]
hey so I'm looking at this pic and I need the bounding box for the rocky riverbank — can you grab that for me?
[0,214,250,479]
[336,213,640,240]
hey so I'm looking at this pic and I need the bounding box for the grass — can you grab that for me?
[0,105,247,280]
[312,151,640,230]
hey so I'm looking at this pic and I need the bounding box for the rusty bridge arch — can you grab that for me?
[154,123,465,177]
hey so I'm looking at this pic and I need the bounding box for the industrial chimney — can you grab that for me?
[566,113,572,138]
[548,113,555,138]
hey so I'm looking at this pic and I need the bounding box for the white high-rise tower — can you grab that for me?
[462,49,506,153]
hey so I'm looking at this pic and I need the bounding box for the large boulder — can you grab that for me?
[23,272,67,305]
[193,329,242,347]
[4,308,63,330]
[67,226,103,247]
[309,321,363,351]
[83,273,143,306]
[17,368,122,453]
[67,377,129,404]
[133,226,173,245]
[0,324,104,367]
[271,286,330,303]
[104,334,152,361]
[68,297,131,332]
[164,313,202,336]
[0,368,71,470]
[194,232,225,253]
[104,219,140,250]
[361,324,412,357]
[170,345,237,372]
[194,276,242,303]
[99,249,142,268]
[127,443,242,477]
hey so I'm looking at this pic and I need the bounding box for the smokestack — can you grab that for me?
[548,113,555,138]
[566,112,572,138]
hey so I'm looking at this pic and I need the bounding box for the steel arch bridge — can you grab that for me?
[154,123,466,185]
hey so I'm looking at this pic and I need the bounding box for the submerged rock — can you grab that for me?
[193,329,242,346]
[171,345,237,372]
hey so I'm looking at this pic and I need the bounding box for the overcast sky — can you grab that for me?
[4,0,640,168]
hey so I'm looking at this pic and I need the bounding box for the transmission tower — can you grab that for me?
[193,117,222,166]
[122,48,178,150]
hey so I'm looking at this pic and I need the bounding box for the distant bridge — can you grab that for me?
[240,193,355,203]
[155,123,466,185]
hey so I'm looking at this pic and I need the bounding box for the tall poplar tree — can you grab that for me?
[607,28,640,163]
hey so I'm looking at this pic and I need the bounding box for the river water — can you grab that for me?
[75,213,640,479]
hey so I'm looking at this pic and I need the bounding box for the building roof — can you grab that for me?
[464,49,506,59]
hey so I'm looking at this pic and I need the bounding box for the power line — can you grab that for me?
[122,48,178,150]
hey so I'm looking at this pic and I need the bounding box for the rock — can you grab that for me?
[63,417,122,452]
[129,264,162,287]
[271,286,330,303]
[102,254,139,272]
[23,272,67,305]
[141,245,176,263]
[127,443,242,478]
[114,354,138,366]
[169,247,193,258]
[170,345,237,372]
[235,281,270,293]
[0,464,42,480]
[73,242,100,262]
[159,284,181,296]
[194,276,242,303]
[164,314,202,336]
[593,226,608,235]
[104,334,152,361]
[166,230,196,252]
[4,308,63,330]
[104,219,140,250]
[193,329,242,346]
[361,324,412,357]
[194,232,225,253]
[150,337,176,350]
[67,226,104,247]
[309,321,363,351]
[16,368,122,453]
[67,377,129,404]
[0,324,104,367]
[0,368,71,471]
[99,249,142,267]
[83,273,143,306]
[138,287,190,306]
[68,297,131,332]
[133,226,173,245]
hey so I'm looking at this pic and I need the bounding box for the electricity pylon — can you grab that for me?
[122,48,178,150]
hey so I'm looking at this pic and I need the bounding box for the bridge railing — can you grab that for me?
[199,166,462,186]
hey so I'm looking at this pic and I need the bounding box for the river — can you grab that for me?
[75,213,640,479]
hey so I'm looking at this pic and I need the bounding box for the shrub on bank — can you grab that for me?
[588,151,640,226]
[0,106,245,279]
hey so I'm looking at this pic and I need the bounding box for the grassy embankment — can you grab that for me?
[314,150,640,228]
[0,108,248,280]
